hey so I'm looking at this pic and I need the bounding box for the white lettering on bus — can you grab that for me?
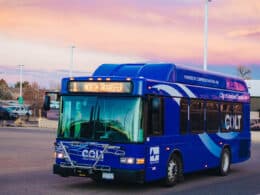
[82,149,104,160]
[225,114,242,130]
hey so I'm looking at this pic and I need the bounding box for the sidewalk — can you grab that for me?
[0,117,58,129]
[38,118,58,129]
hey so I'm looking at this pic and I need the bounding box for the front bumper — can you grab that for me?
[53,164,145,183]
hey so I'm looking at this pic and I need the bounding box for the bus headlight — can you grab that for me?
[120,157,145,165]
[120,157,135,164]
[55,152,65,159]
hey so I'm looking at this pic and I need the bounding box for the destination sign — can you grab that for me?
[68,81,132,93]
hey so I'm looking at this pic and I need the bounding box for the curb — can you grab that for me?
[0,118,58,129]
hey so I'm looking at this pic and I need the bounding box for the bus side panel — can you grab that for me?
[162,97,215,173]
[231,103,251,163]
[145,137,169,182]
[144,97,182,182]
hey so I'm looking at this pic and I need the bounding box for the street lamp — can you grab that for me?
[69,45,75,77]
[18,64,24,104]
[18,65,24,97]
[203,0,211,71]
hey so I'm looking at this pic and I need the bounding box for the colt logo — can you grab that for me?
[150,146,160,164]
[82,149,104,160]
[224,114,242,130]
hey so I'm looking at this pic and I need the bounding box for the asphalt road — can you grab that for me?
[0,127,260,195]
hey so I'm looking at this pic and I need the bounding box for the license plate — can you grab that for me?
[102,172,114,180]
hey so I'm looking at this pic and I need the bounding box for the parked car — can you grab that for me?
[251,119,260,131]
[0,106,18,120]
[50,101,59,109]
[6,105,32,120]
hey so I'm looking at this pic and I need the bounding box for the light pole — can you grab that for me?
[18,65,24,97]
[18,64,24,104]
[203,0,211,71]
[69,45,75,77]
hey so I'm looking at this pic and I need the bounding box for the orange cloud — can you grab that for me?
[0,0,259,70]
[227,27,260,38]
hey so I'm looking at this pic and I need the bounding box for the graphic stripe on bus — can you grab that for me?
[152,84,182,105]
[198,133,221,158]
[216,132,239,140]
[153,84,228,158]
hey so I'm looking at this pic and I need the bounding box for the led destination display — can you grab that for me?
[68,81,132,93]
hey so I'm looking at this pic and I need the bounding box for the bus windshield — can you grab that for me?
[58,96,144,143]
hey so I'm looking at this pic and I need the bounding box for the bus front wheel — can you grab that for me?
[218,148,231,176]
[163,154,183,187]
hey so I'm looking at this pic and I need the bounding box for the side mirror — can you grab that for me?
[43,95,51,111]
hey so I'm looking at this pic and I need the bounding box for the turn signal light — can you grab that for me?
[136,158,145,165]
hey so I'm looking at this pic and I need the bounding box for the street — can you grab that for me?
[0,127,260,195]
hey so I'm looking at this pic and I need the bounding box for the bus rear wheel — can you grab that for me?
[164,154,183,187]
[218,148,231,176]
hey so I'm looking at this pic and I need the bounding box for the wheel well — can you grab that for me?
[223,145,232,160]
[170,150,183,167]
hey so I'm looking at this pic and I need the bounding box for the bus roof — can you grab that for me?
[93,63,248,92]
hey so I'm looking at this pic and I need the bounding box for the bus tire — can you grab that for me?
[218,147,231,176]
[163,154,183,187]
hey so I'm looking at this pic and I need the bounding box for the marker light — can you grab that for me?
[88,78,93,81]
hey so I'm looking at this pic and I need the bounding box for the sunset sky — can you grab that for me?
[0,0,259,88]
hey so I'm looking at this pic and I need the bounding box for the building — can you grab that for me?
[246,80,260,130]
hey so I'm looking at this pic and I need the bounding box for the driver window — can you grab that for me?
[147,96,164,136]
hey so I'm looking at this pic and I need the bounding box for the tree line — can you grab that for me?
[0,79,47,117]
[0,65,251,115]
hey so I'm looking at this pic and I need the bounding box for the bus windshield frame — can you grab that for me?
[57,95,144,143]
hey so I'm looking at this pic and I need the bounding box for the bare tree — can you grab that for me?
[237,65,251,80]
[14,81,30,88]
[0,79,13,100]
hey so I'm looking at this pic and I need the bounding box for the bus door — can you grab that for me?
[144,96,167,181]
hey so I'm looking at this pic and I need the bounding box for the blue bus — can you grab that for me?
[51,63,250,186]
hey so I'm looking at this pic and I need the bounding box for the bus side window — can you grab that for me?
[206,101,219,133]
[233,103,243,132]
[180,98,189,134]
[220,103,232,132]
[190,99,204,134]
[147,96,163,136]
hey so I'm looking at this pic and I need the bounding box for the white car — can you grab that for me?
[50,101,59,109]
[7,105,32,119]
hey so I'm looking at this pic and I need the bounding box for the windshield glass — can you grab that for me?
[58,96,143,143]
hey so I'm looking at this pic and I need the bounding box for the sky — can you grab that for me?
[0,0,260,88]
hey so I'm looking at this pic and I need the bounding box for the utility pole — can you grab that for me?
[203,0,211,71]
[69,45,75,77]
[18,64,24,104]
